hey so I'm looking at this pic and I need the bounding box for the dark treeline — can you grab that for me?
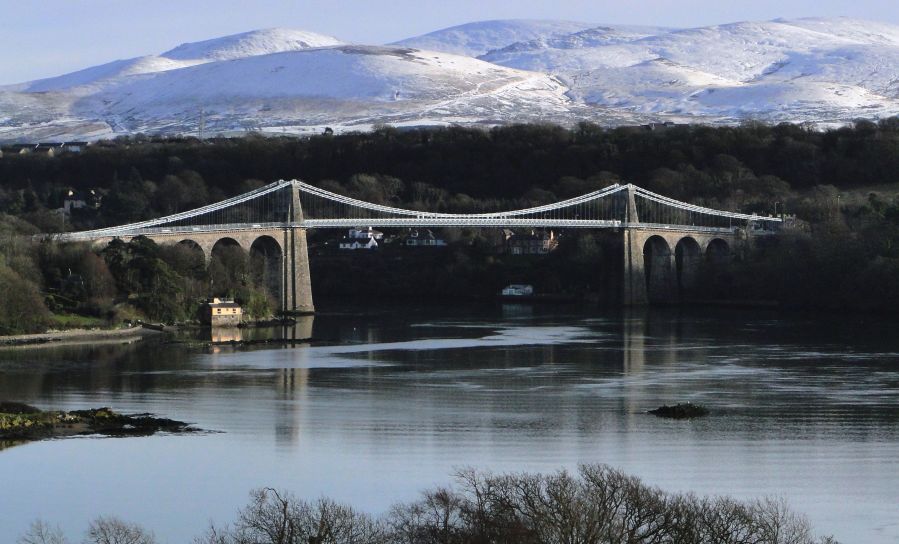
[3,120,899,333]
[18,464,837,544]
[4,119,899,214]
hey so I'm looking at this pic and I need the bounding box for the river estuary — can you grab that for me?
[1,303,897,542]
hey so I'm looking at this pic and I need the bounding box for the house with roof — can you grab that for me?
[404,229,447,247]
[348,226,384,240]
[506,230,558,255]
[339,236,379,250]
[339,227,381,250]
[199,298,242,326]
[1,141,89,158]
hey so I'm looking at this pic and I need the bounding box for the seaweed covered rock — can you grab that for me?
[648,403,710,419]
[0,403,196,443]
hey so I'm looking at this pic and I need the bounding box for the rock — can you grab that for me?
[648,403,710,419]
[0,405,197,443]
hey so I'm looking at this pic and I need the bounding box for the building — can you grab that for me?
[0,141,89,159]
[199,298,243,326]
[339,236,378,250]
[405,229,447,247]
[501,284,534,296]
[347,227,384,240]
[506,230,558,255]
[57,189,101,218]
[339,227,383,250]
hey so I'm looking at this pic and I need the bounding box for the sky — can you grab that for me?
[1,0,898,84]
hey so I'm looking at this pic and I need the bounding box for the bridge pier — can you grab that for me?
[283,228,314,314]
[622,228,649,306]
[622,185,649,306]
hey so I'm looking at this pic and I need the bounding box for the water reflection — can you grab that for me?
[204,326,243,343]
[197,315,317,345]
[0,305,898,542]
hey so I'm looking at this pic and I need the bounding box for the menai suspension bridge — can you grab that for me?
[57,179,779,238]
[53,179,782,309]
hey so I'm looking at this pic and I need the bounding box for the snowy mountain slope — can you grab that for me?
[391,19,596,57]
[782,17,899,46]
[2,17,899,141]
[49,46,576,137]
[161,28,344,61]
[14,56,202,93]
[480,17,899,122]
[4,28,345,95]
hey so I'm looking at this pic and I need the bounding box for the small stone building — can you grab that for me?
[199,298,243,326]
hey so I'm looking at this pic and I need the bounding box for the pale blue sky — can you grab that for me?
[1,0,897,84]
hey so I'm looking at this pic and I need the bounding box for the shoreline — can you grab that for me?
[0,326,160,349]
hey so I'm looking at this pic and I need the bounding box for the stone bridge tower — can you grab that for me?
[285,182,314,314]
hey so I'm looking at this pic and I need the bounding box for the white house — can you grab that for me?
[501,284,534,296]
[348,227,384,240]
[339,236,379,250]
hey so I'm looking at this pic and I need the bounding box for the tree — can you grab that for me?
[0,263,50,334]
[17,520,67,544]
[85,516,155,544]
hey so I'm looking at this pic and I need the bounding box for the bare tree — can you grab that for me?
[17,520,68,544]
[84,516,155,544]
[195,488,385,544]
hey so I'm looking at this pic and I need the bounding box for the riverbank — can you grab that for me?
[0,326,160,349]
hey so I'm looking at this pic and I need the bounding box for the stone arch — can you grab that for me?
[211,237,243,255]
[706,238,731,264]
[209,237,248,296]
[704,238,733,296]
[167,239,208,279]
[643,235,674,303]
[250,235,284,308]
[675,236,702,298]
[176,238,206,260]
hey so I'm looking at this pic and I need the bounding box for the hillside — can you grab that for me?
[481,17,899,122]
[2,17,899,141]
[391,19,597,56]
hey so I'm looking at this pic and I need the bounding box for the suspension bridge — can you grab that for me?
[53,179,782,310]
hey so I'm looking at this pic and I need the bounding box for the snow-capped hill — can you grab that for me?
[88,46,562,105]
[48,45,572,140]
[8,28,345,94]
[780,17,899,46]
[475,16,899,123]
[17,56,201,93]
[162,28,344,61]
[3,17,899,142]
[485,25,669,55]
[391,19,595,57]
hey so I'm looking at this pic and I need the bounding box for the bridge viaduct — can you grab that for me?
[61,180,775,312]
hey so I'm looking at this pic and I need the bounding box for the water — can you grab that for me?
[1,303,897,543]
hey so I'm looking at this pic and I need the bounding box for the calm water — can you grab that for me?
[1,303,898,543]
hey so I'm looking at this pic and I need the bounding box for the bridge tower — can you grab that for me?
[622,184,650,306]
[284,182,315,314]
